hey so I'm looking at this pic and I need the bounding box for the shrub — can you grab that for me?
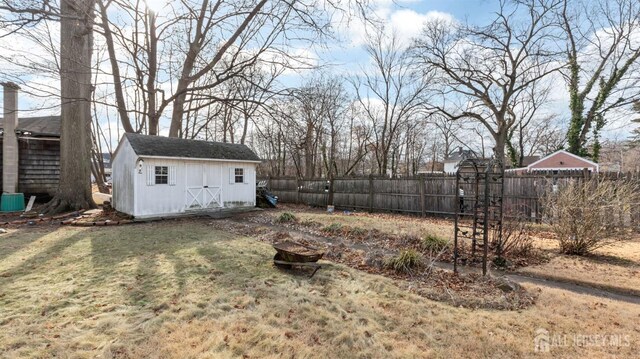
[491,218,534,261]
[322,222,343,233]
[421,234,449,253]
[385,249,423,273]
[543,178,640,255]
[277,212,297,223]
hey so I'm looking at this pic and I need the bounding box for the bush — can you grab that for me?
[322,222,343,233]
[421,234,449,253]
[543,178,640,255]
[385,249,424,273]
[491,218,534,260]
[277,212,297,223]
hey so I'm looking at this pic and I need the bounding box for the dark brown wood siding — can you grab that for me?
[16,138,60,194]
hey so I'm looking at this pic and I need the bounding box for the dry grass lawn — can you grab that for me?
[0,221,639,358]
[520,238,640,296]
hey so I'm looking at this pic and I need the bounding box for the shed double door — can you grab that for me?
[185,163,222,210]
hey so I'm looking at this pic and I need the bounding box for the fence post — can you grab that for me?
[368,174,374,213]
[328,177,334,208]
[419,175,426,217]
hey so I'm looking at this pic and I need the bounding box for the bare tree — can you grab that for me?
[95,0,338,138]
[338,104,372,176]
[561,0,640,160]
[180,55,282,143]
[431,114,461,160]
[632,100,640,145]
[505,80,559,166]
[413,0,562,163]
[353,27,430,175]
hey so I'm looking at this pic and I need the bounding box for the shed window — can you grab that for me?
[234,168,244,183]
[155,166,168,184]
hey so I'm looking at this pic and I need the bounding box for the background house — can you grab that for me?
[112,133,261,218]
[509,150,599,173]
[444,148,476,173]
[418,161,445,174]
[504,156,540,169]
[1,83,60,196]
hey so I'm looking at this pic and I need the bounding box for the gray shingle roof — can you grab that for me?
[125,133,261,162]
[445,149,475,162]
[0,116,61,136]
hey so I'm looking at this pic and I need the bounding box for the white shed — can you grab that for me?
[112,133,261,218]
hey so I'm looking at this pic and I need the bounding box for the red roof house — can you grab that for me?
[513,150,599,173]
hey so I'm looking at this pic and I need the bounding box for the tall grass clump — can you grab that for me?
[277,212,297,223]
[385,249,424,273]
[421,234,449,253]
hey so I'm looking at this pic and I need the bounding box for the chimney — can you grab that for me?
[2,82,20,193]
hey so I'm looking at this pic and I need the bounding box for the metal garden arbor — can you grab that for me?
[453,158,505,276]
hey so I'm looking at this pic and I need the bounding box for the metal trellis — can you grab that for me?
[453,158,505,276]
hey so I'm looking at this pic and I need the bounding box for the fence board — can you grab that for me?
[261,172,640,223]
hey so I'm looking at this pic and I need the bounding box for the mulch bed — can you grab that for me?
[222,211,540,310]
[255,230,537,310]
[262,214,548,270]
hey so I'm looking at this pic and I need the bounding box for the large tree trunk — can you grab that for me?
[169,78,192,137]
[493,131,507,166]
[43,0,97,214]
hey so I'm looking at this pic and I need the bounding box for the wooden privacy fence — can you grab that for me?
[262,171,640,222]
